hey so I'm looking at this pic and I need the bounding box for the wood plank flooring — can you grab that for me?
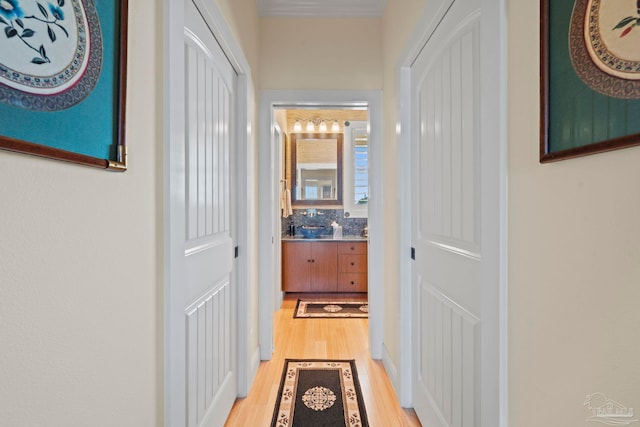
[225,293,421,426]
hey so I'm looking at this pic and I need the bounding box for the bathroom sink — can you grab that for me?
[299,226,326,238]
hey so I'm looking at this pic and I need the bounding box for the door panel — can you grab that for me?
[282,242,311,292]
[310,242,338,292]
[412,0,482,425]
[184,1,236,426]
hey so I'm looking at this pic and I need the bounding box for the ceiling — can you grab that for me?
[256,0,387,17]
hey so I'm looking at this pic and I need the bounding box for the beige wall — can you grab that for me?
[216,0,261,85]
[379,0,640,423]
[0,1,161,425]
[259,17,383,89]
[508,0,640,425]
[0,1,262,425]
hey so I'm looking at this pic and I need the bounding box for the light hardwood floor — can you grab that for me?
[225,293,421,426]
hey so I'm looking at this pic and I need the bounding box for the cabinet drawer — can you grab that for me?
[338,254,367,273]
[338,273,368,292]
[337,242,367,255]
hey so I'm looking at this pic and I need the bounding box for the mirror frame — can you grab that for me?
[291,133,343,206]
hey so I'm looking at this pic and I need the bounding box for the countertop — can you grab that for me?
[281,235,368,242]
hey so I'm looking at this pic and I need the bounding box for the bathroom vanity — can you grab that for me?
[281,237,368,293]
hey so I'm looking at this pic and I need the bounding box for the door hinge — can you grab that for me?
[411,247,415,260]
[234,246,239,259]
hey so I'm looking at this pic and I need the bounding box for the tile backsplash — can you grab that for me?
[281,209,367,237]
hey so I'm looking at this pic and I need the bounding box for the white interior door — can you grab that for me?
[411,0,491,425]
[182,1,237,425]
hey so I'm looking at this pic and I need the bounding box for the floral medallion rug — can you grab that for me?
[293,300,369,318]
[270,359,369,427]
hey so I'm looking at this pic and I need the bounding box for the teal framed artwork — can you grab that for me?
[0,0,128,171]
[541,0,640,162]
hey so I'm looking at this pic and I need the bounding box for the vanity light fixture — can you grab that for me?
[292,117,342,133]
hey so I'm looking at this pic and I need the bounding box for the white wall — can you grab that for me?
[0,1,162,425]
[508,0,640,425]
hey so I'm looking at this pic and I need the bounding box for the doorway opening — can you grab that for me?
[258,90,383,362]
[275,106,369,298]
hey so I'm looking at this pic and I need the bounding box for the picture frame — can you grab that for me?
[540,0,640,163]
[0,0,128,171]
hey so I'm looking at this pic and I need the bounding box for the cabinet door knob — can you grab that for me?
[351,281,355,285]
[350,246,355,251]
[351,262,355,266]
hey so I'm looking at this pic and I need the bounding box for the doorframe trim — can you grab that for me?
[258,90,383,361]
[396,0,508,422]
[164,0,255,425]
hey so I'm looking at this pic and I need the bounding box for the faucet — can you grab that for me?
[301,208,323,218]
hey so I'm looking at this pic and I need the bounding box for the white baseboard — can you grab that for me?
[381,343,400,398]
[237,347,261,398]
[249,347,261,386]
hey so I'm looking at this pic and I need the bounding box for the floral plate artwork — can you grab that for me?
[0,0,102,111]
[570,0,640,98]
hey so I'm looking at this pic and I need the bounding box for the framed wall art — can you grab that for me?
[0,0,128,171]
[540,0,640,162]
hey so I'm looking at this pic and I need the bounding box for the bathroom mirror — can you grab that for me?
[291,133,343,206]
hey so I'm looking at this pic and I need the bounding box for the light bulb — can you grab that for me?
[306,120,315,132]
[293,120,302,132]
[331,120,340,132]
[319,120,327,132]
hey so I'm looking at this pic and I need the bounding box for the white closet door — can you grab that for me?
[411,0,485,425]
[183,1,237,426]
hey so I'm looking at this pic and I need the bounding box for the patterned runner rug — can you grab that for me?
[270,359,369,427]
[294,300,369,318]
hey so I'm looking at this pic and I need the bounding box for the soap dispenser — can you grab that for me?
[331,221,343,239]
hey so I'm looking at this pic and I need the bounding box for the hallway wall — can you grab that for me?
[259,17,383,89]
[0,1,161,425]
[508,0,640,425]
[0,1,261,426]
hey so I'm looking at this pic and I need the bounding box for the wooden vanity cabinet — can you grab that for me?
[282,240,368,293]
[337,242,368,292]
[282,241,338,292]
